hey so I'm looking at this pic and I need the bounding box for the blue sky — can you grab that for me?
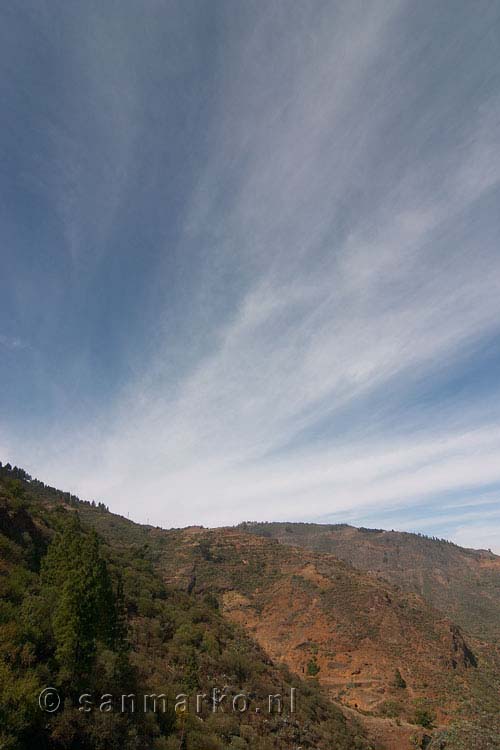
[1,1,500,551]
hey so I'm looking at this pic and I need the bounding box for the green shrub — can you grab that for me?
[307,658,320,676]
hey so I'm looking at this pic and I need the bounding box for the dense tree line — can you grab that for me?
[0,461,109,512]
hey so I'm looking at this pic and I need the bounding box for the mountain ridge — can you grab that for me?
[2,462,500,748]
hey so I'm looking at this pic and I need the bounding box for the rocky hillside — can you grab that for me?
[236,522,500,643]
[152,528,498,724]
[58,483,500,748]
[2,463,500,749]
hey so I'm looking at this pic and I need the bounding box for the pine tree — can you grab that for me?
[41,521,121,683]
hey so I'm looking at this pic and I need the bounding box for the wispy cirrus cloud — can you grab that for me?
[2,1,500,550]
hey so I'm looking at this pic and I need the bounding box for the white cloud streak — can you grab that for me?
[5,1,500,550]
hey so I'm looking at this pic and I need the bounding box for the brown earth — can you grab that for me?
[239,522,500,643]
[69,503,500,747]
[154,527,497,736]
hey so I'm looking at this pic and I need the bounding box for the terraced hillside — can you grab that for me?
[237,522,500,643]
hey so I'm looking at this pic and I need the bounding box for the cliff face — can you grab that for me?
[239,522,500,642]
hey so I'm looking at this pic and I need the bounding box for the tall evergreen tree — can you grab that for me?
[41,521,121,683]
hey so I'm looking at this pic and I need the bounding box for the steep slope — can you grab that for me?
[239,522,500,643]
[152,528,499,728]
[46,484,500,746]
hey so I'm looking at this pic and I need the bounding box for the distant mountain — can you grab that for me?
[236,522,500,643]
